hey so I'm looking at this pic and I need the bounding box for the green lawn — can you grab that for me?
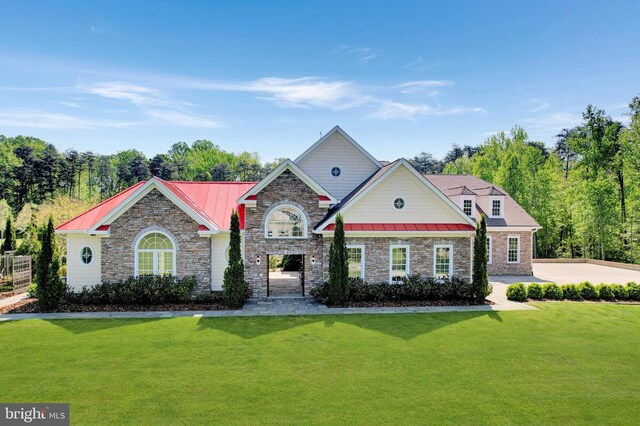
[1,304,638,425]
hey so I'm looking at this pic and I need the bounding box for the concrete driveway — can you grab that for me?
[487,262,640,303]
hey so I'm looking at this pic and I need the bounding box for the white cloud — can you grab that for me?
[396,80,454,94]
[146,110,224,128]
[84,81,192,109]
[521,112,581,130]
[400,56,443,70]
[0,109,139,130]
[368,101,485,120]
[54,101,81,108]
[332,45,381,61]
[530,99,551,113]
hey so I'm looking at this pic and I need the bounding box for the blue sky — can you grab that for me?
[1,1,639,163]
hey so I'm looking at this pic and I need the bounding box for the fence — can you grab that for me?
[1,251,32,295]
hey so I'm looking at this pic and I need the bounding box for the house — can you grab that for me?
[56,126,540,298]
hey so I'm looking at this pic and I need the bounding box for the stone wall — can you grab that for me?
[322,236,473,283]
[101,189,211,291]
[487,230,533,275]
[243,170,327,298]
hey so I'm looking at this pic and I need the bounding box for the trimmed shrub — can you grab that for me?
[471,214,491,302]
[310,276,475,305]
[578,281,599,300]
[506,283,527,302]
[193,291,223,304]
[627,282,640,301]
[596,284,614,300]
[542,283,563,300]
[526,283,543,300]
[561,284,581,300]
[222,210,248,308]
[609,284,628,300]
[327,213,349,305]
[66,275,197,305]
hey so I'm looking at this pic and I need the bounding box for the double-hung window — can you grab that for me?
[434,244,453,278]
[390,245,409,283]
[492,199,502,217]
[347,245,365,280]
[463,199,473,216]
[508,236,520,263]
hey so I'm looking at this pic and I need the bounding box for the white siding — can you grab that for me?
[296,132,379,200]
[343,166,464,223]
[66,234,102,290]
[211,233,245,291]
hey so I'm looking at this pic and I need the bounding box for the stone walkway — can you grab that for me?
[0,294,535,321]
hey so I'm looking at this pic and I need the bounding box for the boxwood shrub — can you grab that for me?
[526,283,543,300]
[66,275,197,305]
[609,284,628,300]
[561,284,581,300]
[506,282,527,302]
[310,275,476,305]
[578,281,599,300]
[596,284,614,300]
[542,283,563,300]
[627,282,640,301]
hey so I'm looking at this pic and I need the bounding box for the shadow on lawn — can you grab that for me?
[196,311,503,340]
[33,318,167,334]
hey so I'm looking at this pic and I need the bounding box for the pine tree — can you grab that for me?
[328,213,349,305]
[1,217,16,254]
[222,209,247,308]
[16,214,41,257]
[472,214,491,302]
[35,216,65,311]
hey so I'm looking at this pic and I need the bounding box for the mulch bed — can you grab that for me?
[3,299,230,314]
[0,291,16,301]
[332,299,492,308]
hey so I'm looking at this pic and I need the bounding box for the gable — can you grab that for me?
[343,166,466,224]
[295,127,381,200]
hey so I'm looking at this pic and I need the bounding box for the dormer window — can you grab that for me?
[491,199,502,217]
[463,199,473,216]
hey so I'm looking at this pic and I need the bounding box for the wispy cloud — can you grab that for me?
[0,109,140,130]
[54,101,81,108]
[521,112,581,130]
[332,45,381,62]
[530,99,551,113]
[368,101,485,120]
[396,80,454,95]
[400,56,443,71]
[84,81,194,109]
[146,110,224,128]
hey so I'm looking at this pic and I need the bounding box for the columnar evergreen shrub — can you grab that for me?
[578,281,599,300]
[596,284,614,300]
[16,215,41,257]
[35,216,65,311]
[527,283,543,300]
[506,282,527,301]
[1,216,16,254]
[327,213,349,305]
[609,284,628,300]
[626,282,640,300]
[471,214,491,302]
[542,283,563,300]
[561,284,581,300]
[222,210,247,308]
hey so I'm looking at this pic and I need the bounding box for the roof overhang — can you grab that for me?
[88,178,220,234]
[237,159,337,206]
[487,226,542,232]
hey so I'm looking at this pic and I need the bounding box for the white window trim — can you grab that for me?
[346,244,365,280]
[80,246,94,266]
[507,235,520,264]
[487,236,492,264]
[389,244,410,284]
[461,196,475,218]
[433,244,454,278]
[490,197,504,218]
[264,204,308,239]
[134,230,177,277]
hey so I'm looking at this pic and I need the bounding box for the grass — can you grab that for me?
[0,303,638,425]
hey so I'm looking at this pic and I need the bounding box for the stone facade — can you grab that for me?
[101,189,212,291]
[243,170,327,298]
[487,230,533,275]
[322,236,473,283]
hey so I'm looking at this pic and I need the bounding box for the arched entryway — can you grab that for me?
[267,254,305,297]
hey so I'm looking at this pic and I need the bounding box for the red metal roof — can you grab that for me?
[56,180,257,232]
[323,223,475,232]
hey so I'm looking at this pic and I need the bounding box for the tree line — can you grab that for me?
[1,96,639,263]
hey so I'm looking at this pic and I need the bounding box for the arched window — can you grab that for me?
[266,206,306,238]
[135,232,176,276]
